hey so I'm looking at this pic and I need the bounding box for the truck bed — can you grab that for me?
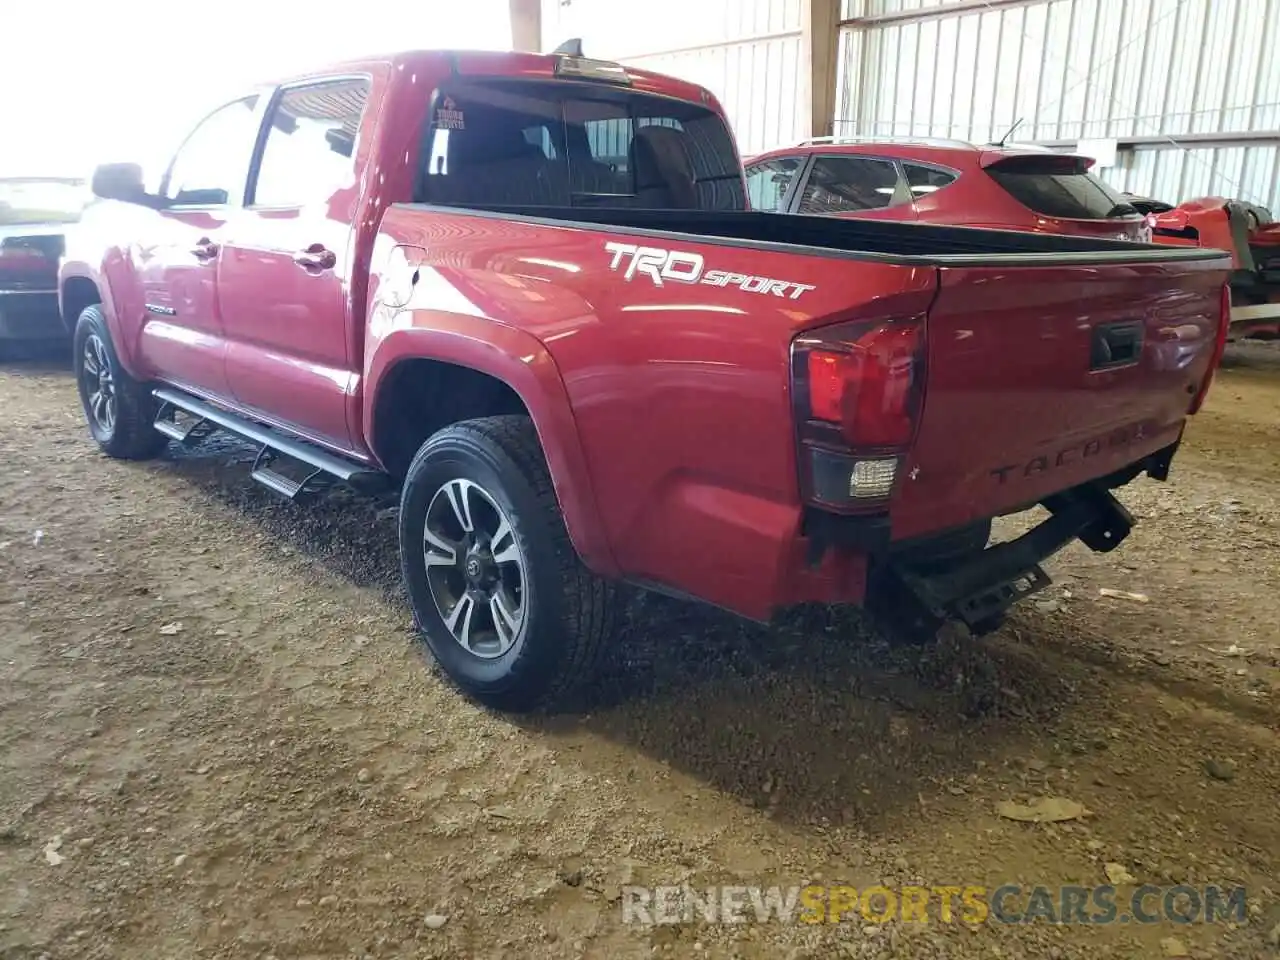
[375,202,1230,619]
[410,203,1228,265]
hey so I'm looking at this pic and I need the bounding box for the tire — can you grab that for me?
[399,415,618,712]
[73,305,167,460]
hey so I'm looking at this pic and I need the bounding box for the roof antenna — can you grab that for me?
[551,38,584,56]
[993,117,1024,148]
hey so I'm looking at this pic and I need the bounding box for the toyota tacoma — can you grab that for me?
[60,45,1232,711]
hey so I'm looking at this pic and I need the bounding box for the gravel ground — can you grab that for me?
[1,343,1278,960]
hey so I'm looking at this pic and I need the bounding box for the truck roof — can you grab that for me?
[269,49,719,111]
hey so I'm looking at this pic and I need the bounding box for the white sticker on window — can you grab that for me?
[435,97,465,130]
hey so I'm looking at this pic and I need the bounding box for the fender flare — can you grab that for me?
[365,316,619,578]
[57,257,141,375]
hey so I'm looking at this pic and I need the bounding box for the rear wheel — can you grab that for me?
[399,415,618,712]
[73,305,167,460]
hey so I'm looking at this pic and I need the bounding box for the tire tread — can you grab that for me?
[74,305,167,460]
[403,414,618,711]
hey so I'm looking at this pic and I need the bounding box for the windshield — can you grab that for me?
[0,179,90,225]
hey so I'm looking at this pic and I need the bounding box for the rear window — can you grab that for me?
[797,156,904,214]
[744,157,802,211]
[418,81,744,211]
[904,163,958,198]
[987,157,1134,220]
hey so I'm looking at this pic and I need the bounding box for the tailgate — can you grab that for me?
[891,257,1228,540]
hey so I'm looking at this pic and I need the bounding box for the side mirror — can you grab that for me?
[91,163,146,202]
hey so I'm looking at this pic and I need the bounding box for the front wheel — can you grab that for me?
[73,305,167,460]
[399,415,618,712]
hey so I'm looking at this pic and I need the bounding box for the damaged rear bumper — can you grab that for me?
[891,483,1134,635]
[805,440,1178,639]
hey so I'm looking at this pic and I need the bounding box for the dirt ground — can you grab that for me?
[1,344,1278,960]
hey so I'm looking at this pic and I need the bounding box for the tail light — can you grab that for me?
[791,317,925,511]
[1189,283,1231,414]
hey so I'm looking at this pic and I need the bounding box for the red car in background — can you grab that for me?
[744,136,1152,243]
[1134,194,1280,339]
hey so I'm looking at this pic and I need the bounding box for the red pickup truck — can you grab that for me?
[60,47,1231,711]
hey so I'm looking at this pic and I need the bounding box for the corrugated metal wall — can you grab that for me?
[1108,144,1280,208]
[544,0,1280,208]
[837,0,1280,210]
[541,0,805,155]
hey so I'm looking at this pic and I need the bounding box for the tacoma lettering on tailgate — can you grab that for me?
[989,422,1152,485]
[605,241,816,300]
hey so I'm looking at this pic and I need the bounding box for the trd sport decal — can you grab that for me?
[604,242,816,300]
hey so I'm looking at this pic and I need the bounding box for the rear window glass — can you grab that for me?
[987,159,1132,220]
[796,156,903,214]
[904,163,958,198]
[418,81,744,211]
[744,157,802,211]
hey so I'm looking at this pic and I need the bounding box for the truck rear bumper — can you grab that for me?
[624,440,1177,627]
[772,439,1178,629]
[873,484,1136,639]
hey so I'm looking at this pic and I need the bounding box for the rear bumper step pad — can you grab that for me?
[873,485,1134,640]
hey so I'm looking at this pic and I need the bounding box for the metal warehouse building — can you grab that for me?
[531,0,1280,213]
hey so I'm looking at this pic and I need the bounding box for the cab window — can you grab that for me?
[251,78,371,208]
[163,96,261,207]
[418,80,745,210]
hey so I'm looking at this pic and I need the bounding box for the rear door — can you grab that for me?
[217,75,375,452]
[792,155,917,222]
[891,255,1227,540]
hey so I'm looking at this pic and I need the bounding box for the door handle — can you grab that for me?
[292,245,337,272]
[1090,321,1144,370]
[191,238,219,260]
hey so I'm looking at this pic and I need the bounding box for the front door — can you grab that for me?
[136,95,262,398]
[217,76,373,453]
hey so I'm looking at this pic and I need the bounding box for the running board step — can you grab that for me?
[152,387,386,495]
[249,445,329,502]
[154,400,218,445]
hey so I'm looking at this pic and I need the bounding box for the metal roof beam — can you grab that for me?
[804,0,842,139]
[509,0,542,53]
[840,0,1047,29]
[1028,131,1280,150]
